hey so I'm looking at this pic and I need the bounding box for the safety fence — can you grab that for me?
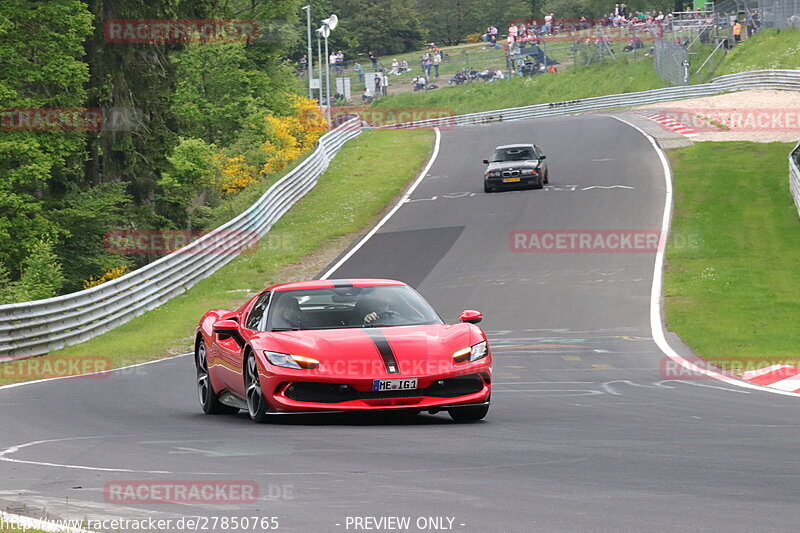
[0,118,363,358]
[2,70,800,358]
[381,69,800,129]
[791,142,800,218]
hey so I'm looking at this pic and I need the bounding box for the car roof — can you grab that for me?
[494,144,535,150]
[266,279,407,292]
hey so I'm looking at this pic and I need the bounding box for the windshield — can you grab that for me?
[265,285,443,331]
[491,147,536,162]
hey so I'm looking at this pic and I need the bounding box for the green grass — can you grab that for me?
[664,142,800,371]
[0,129,434,385]
[716,28,800,75]
[372,57,667,114]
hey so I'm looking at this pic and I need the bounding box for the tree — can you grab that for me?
[1,240,66,303]
[0,0,92,279]
[48,182,132,293]
[158,138,222,231]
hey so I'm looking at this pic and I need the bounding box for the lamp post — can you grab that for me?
[301,5,313,99]
[320,15,338,130]
[316,28,324,118]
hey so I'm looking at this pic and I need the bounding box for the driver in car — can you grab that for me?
[356,292,403,326]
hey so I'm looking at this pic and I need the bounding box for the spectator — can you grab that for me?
[335,50,344,72]
[401,59,409,72]
[421,51,432,80]
[412,76,426,91]
[746,13,756,37]
[389,59,401,75]
[374,74,383,97]
[329,51,337,73]
[433,50,441,78]
[544,13,554,34]
[361,87,372,102]
[298,54,307,75]
[369,50,378,71]
[732,19,742,43]
[354,62,364,83]
[508,22,518,43]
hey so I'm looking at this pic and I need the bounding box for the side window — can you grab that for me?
[246,292,271,330]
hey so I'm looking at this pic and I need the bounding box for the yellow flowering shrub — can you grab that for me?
[261,95,326,175]
[216,155,258,194]
[83,265,128,290]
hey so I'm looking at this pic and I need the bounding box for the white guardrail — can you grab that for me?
[2,70,800,358]
[791,141,800,219]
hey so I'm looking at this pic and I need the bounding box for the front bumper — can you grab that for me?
[485,174,541,188]
[261,369,492,413]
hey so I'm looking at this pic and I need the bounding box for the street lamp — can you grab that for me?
[319,14,338,129]
[301,5,313,99]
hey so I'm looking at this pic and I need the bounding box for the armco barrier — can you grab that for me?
[2,70,800,358]
[0,117,364,358]
[791,142,800,218]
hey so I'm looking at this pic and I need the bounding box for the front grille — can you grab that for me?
[502,170,520,177]
[284,375,485,404]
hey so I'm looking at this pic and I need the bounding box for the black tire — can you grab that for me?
[532,177,544,190]
[244,351,270,423]
[448,403,489,421]
[484,183,493,193]
[543,170,549,185]
[196,339,238,415]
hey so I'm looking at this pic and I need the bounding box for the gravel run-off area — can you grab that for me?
[637,89,800,142]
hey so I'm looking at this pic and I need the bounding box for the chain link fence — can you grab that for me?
[654,38,692,85]
[758,0,800,28]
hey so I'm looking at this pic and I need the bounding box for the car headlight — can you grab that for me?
[452,341,488,363]
[485,171,501,178]
[264,351,319,370]
[521,169,538,175]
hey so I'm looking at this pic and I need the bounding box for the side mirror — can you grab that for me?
[483,159,490,165]
[213,319,240,334]
[213,319,243,345]
[459,310,483,324]
[539,155,546,160]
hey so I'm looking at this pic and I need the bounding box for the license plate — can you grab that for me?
[503,177,521,183]
[372,378,418,391]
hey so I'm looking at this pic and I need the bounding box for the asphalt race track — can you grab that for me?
[1,115,799,533]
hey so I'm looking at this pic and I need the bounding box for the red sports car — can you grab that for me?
[194,279,491,422]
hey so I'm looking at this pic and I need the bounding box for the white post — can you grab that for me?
[324,33,332,129]
[303,6,313,99]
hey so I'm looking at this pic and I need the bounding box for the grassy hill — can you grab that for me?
[367,28,800,116]
[716,28,800,75]
[373,57,667,115]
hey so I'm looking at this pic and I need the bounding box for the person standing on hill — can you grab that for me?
[732,19,742,43]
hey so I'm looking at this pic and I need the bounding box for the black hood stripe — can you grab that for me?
[363,329,399,374]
